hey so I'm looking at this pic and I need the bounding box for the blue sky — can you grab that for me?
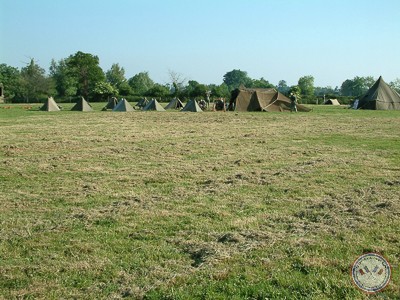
[1,0,399,87]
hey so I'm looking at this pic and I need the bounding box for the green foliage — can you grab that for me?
[298,75,315,97]
[340,76,375,97]
[105,63,127,92]
[128,72,155,96]
[389,78,400,93]
[251,77,274,89]
[0,63,21,101]
[277,80,290,94]
[210,83,230,99]
[223,69,252,91]
[20,59,51,102]
[92,81,117,101]
[145,83,169,98]
[183,80,207,99]
[65,51,105,99]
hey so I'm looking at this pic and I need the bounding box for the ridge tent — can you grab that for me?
[143,99,166,111]
[103,97,118,110]
[357,76,400,110]
[229,88,311,112]
[165,98,184,110]
[112,99,134,112]
[181,99,203,112]
[324,99,341,105]
[71,97,93,111]
[40,97,60,111]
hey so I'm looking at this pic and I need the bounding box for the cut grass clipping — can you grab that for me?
[0,103,399,299]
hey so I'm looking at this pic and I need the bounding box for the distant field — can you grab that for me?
[0,104,399,299]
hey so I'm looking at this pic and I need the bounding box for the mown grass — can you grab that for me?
[0,103,399,299]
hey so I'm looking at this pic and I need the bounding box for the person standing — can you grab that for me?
[290,93,298,112]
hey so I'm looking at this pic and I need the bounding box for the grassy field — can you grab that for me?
[0,103,399,299]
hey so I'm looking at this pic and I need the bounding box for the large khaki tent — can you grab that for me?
[165,98,184,110]
[143,99,166,111]
[357,76,400,110]
[229,88,311,112]
[103,97,118,110]
[40,97,60,111]
[182,99,203,112]
[71,97,93,111]
[112,99,134,112]
[324,99,341,105]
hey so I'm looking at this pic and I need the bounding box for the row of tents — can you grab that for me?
[40,96,201,112]
[40,76,400,112]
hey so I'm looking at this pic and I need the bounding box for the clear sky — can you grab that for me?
[1,0,399,87]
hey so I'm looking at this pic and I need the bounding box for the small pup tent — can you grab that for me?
[357,76,400,110]
[143,99,166,111]
[71,97,93,111]
[324,99,341,105]
[165,98,184,110]
[40,97,60,111]
[228,88,311,112]
[181,99,203,112]
[112,99,134,112]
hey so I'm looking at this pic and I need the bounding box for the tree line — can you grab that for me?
[1,51,399,103]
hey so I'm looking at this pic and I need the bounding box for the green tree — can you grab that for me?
[20,59,50,102]
[128,72,155,96]
[298,75,315,98]
[183,80,207,99]
[92,81,117,101]
[251,77,274,89]
[340,76,375,96]
[145,84,169,98]
[106,63,126,91]
[50,58,77,100]
[0,64,21,102]
[223,69,252,91]
[277,80,290,94]
[65,51,105,99]
[389,78,400,93]
[210,83,230,99]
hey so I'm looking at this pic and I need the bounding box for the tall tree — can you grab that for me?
[106,63,126,89]
[20,59,49,102]
[298,75,315,97]
[223,69,252,90]
[251,77,274,89]
[210,83,230,98]
[50,58,77,99]
[340,76,375,96]
[0,64,21,101]
[389,78,400,93]
[128,72,155,96]
[167,70,187,98]
[65,51,105,99]
[277,80,290,94]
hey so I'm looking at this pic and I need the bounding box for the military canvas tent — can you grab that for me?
[103,97,118,110]
[143,99,166,111]
[229,88,311,112]
[357,76,400,110]
[181,99,203,112]
[112,99,134,112]
[165,98,184,110]
[71,97,93,111]
[40,97,60,111]
[324,99,341,105]
[136,98,149,109]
